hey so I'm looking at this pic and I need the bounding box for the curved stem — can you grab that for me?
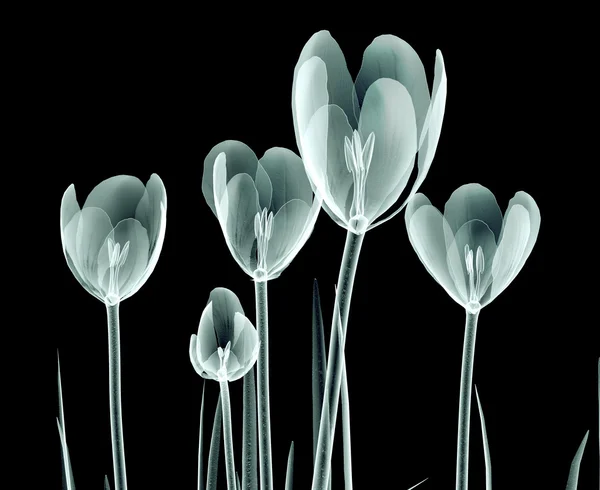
[106,302,128,490]
[456,310,479,490]
[312,230,365,490]
[220,381,236,490]
[255,280,273,490]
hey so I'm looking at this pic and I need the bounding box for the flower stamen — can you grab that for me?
[464,244,484,313]
[217,341,232,381]
[106,237,130,305]
[344,130,375,234]
[253,208,274,281]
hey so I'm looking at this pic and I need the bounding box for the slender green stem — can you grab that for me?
[106,302,128,490]
[312,230,365,490]
[255,280,273,490]
[456,310,479,490]
[220,381,236,490]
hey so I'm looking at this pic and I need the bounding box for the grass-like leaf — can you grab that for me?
[285,441,295,490]
[312,279,327,460]
[475,386,492,490]
[242,368,258,490]
[198,382,206,490]
[565,431,589,490]
[407,477,429,489]
[104,475,110,490]
[206,393,223,490]
[57,351,76,490]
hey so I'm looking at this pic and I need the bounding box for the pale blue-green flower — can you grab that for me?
[189,287,259,383]
[202,140,322,282]
[60,174,166,305]
[292,30,447,235]
[405,183,540,313]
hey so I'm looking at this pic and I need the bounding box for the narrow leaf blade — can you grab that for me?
[475,386,492,490]
[207,393,223,490]
[312,279,327,461]
[285,441,295,490]
[565,431,589,490]
[198,382,206,490]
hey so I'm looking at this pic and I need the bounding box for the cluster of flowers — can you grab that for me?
[59,30,543,490]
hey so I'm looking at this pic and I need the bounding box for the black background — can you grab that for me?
[26,8,598,490]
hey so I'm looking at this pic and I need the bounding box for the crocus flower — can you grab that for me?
[202,140,322,282]
[405,183,540,313]
[60,174,167,305]
[292,30,447,234]
[189,287,259,382]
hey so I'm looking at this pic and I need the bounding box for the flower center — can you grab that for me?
[253,207,274,281]
[217,341,232,381]
[344,130,375,235]
[106,237,130,306]
[464,244,484,313]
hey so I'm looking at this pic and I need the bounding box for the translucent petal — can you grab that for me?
[83,175,145,226]
[226,352,243,380]
[189,334,205,377]
[134,174,167,252]
[97,218,150,299]
[209,287,245,348]
[292,30,358,151]
[269,194,321,279]
[446,220,497,304]
[255,163,273,211]
[196,302,218,363]
[259,147,313,211]
[293,56,329,153]
[60,184,80,234]
[443,184,503,243]
[232,312,258,366]
[221,173,261,275]
[266,199,311,273]
[202,140,260,215]
[405,196,463,307]
[358,78,417,221]
[202,351,221,379]
[301,104,353,224]
[498,191,540,272]
[354,35,431,140]
[73,207,114,294]
[490,204,532,301]
[62,210,104,300]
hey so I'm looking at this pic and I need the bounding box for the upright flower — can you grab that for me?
[60,174,167,305]
[202,140,321,282]
[404,183,540,313]
[405,183,540,490]
[292,30,447,235]
[190,287,259,490]
[60,173,166,490]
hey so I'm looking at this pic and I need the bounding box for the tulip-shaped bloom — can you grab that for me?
[292,30,447,235]
[189,287,259,382]
[405,183,540,314]
[405,183,540,490]
[202,140,321,282]
[60,174,167,305]
[190,287,259,490]
[60,174,166,490]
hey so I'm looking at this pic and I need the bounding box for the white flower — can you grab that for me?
[292,30,447,234]
[60,174,166,305]
[202,140,321,282]
[189,288,259,383]
[405,183,541,313]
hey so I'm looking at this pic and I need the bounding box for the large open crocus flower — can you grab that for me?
[405,183,540,313]
[292,30,447,234]
[202,140,322,282]
[190,287,259,382]
[60,174,167,305]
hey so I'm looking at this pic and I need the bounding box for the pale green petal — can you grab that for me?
[358,78,417,221]
[196,302,218,363]
[354,35,430,139]
[83,175,145,226]
[259,147,313,211]
[209,287,245,348]
[203,140,260,215]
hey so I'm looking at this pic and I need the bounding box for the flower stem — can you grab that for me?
[312,230,364,490]
[106,302,128,490]
[220,380,236,490]
[456,310,479,490]
[255,280,273,490]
